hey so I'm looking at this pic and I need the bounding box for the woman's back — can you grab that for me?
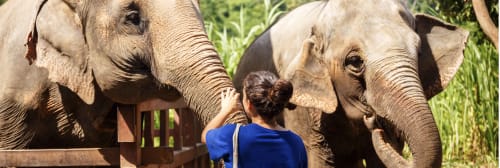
[238,124,307,167]
[206,123,307,168]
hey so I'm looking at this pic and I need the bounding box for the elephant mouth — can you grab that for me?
[359,95,376,117]
[362,105,376,117]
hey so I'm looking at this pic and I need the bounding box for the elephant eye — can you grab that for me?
[122,7,146,34]
[345,52,365,74]
[125,11,141,26]
[124,2,142,26]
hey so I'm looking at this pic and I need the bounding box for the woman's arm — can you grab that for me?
[201,88,240,143]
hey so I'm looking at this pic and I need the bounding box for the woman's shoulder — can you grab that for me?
[285,131,305,144]
[218,123,238,132]
[207,123,238,137]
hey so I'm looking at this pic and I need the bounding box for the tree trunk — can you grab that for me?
[472,0,498,49]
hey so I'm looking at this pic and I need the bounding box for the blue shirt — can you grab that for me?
[206,123,307,168]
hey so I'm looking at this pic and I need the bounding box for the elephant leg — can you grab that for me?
[308,109,335,167]
[284,107,335,167]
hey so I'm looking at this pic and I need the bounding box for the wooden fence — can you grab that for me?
[0,98,218,167]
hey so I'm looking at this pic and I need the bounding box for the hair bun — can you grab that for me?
[269,79,294,105]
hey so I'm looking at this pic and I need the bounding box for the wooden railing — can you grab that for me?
[0,98,214,167]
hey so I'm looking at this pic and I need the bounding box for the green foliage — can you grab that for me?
[409,0,498,46]
[408,1,498,166]
[200,0,287,39]
[409,0,498,24]
[430,36,498,167]
[285,0,315,9]
[202,0,286,77]
[0,0,5,6]
[202,0,498,167]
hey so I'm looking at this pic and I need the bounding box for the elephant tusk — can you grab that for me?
[363,104,378,132]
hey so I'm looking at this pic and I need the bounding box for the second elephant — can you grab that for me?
[234,0,468,167]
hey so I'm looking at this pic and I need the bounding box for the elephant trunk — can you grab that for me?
[147,1,247,125]
[367,58,442,168]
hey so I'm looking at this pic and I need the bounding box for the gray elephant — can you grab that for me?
[0,0,246,149]
[233,0,468,167]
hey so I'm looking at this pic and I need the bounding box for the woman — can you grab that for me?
[201,71,307,168]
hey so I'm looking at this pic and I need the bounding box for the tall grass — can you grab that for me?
[430,38,498,167]
[427,32,498,167]
[204,0,284,78]
[202,0,498,167]
[411,3,499,167]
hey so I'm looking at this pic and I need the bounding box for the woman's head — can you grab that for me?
[243,71,296,121]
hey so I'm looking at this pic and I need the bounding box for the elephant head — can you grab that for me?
[282,1,468,167]
[24,0,246,126]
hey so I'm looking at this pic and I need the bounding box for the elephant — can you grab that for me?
[0,0,246,149]
[233,0,468,167]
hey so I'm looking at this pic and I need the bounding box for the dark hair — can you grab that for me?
[243,71,296,121]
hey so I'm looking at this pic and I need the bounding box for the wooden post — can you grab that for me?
[173,109,181,151]
[180,108,196,168]
[194,114,210,168]
[160,110,169,147]
[117,105,141,167]
[135,108,143,167]
[144,111,155,147]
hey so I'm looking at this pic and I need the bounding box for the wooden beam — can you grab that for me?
[141,147,174,164]
[0,148,119,167]
[137,98,186,112]
[120,142,139,167]
[0,147,174,167]
[168,143,208,167]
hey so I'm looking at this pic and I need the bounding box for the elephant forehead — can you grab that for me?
[319,1,419,59]
[324,0,413,27]
[328,0,405,13]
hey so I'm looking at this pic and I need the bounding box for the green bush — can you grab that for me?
[411,1,498,166]
[203,0,286,77]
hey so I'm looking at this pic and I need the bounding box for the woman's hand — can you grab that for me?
[220,88,240,114]
[201,88,241,143]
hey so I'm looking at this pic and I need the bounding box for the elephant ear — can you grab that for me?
[283,29,337,113]
[24,0,47,64]
[191,0,201,10]
[25,0,95,104]
[415,14,469,100]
